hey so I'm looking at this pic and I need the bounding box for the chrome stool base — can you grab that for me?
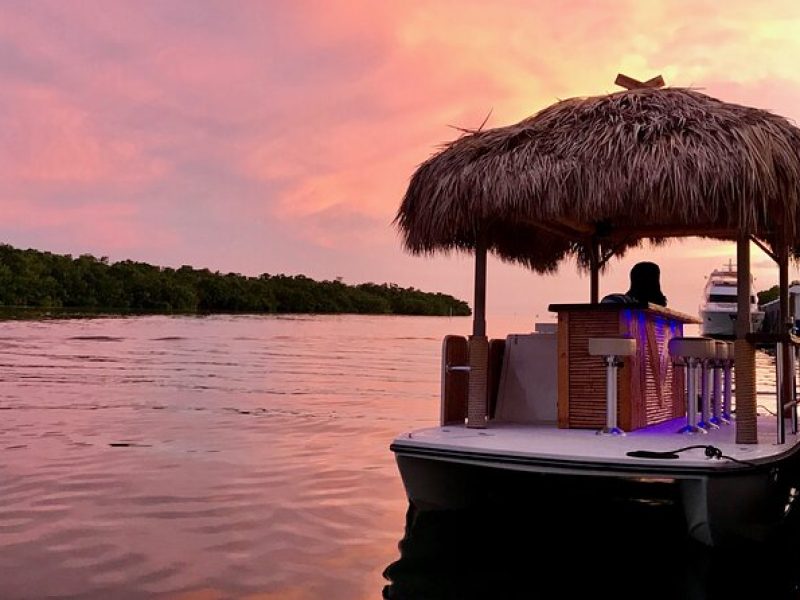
[597,427,626,436]
[677,424,707,435]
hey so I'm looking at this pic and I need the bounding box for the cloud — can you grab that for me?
[2,0,800,313]
[0,86,167,185]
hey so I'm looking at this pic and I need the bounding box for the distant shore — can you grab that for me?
[0,306,473,320]
[0,244,471,318]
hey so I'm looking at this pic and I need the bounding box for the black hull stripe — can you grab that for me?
[389,442,799,477]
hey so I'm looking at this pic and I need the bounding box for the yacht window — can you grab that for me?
[708,294,737,303]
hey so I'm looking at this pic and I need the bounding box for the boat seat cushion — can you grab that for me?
[494,333,557,424]
[668,336,716,359]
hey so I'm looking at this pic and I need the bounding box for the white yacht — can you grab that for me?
[699,261,764,338]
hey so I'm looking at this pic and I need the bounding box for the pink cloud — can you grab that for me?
[0,86,167,185]
[0,194,180,254]
[1,0,800,315]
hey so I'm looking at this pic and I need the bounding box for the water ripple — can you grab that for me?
[0,314,478,598]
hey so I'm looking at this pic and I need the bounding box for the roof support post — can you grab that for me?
[472,235,487,337]
[735,232,758,444]
[779,244,790,330]
[467,235,489,428]
[590,237,600,304]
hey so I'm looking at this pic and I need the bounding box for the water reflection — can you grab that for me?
[0,315,461,599]
[384,490,800,600]
[0,314,795,598]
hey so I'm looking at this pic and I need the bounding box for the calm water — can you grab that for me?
[0,314,798,599]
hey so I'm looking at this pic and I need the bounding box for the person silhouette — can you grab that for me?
[601,261,667,306]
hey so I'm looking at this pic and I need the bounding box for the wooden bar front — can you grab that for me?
[549,303,700,431]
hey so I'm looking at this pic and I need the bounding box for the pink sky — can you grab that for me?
[1,0,800,319]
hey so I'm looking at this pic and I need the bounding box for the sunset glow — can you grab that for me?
[2,1,800,317]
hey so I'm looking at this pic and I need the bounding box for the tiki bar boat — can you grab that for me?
[390,75,800,546]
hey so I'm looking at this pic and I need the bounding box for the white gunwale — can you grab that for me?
[393,417,800,475]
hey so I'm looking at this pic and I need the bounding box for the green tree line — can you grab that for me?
[758,286,780,306]
[757,282,800,306]
[0,244,471,316]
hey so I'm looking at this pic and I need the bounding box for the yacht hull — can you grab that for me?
[700,309,765,338]
[699,309,736,337]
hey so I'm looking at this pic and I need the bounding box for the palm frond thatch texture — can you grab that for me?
[396,87,800,271]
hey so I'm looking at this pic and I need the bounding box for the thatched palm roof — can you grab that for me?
[396,87,800,272]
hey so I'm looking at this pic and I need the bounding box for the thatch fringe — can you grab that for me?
[395,87,800,270]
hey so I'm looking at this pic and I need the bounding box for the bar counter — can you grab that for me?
[548,303,700,431]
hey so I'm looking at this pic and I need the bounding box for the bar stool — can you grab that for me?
[721,341,734,422]
[698,345,719,431]
[588,336,636,436]
[668,337,716,434]
[708,341,728,427]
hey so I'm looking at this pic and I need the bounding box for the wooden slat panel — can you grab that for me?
[641,319,673,426]
[630,318,685,428]
[557,313,570,428]
[672,324,686,418]
[562,310,689,430]
[566,311,619,429]
[617,313,633,430]
[441,335,468,425]
[619,312,642,429]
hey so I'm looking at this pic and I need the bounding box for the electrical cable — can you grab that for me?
[626,444,758,467]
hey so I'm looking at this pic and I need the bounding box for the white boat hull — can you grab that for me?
[391,419,800,547]
[700,309,765,338]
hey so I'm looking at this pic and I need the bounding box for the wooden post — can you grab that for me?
[735,233,757,443]
[473,236,487,336]
[780,246,789,327]
[615,73,665,90]
[735,233,751,338]
[467,235,489,428]
[590,238,600,304]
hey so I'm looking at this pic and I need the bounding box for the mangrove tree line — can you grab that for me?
[0,244,471,316]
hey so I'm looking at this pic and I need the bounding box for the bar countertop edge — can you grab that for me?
[547,302,700,325]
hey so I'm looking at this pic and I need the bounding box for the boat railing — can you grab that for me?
[747,331,800,443]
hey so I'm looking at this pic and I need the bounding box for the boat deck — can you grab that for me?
[392,416,800,476]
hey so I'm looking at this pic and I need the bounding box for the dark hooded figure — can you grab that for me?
[601,261,667,306]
